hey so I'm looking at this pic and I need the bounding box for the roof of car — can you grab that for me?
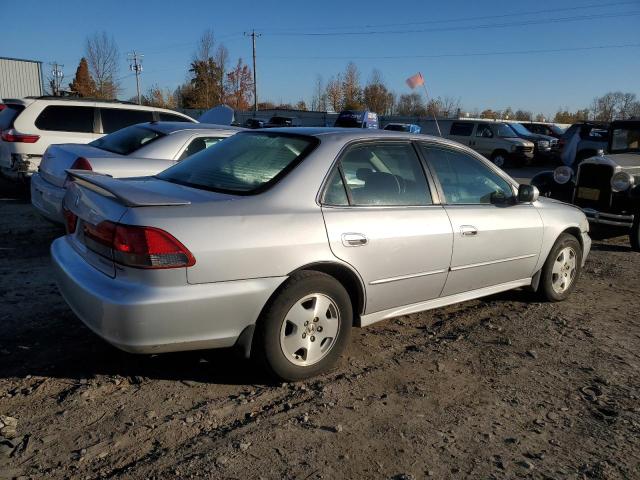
[250,126,454,142]
[143,122,245,134]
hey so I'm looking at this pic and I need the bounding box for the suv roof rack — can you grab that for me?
[25,95,138,105]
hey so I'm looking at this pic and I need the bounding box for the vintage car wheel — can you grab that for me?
[254,271,352,381]
[630,215,640,252]
[538,233,582,302]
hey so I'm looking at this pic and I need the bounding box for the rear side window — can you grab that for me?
[35,106,94,133]
[450,122,474,136]
[100,108,154,134]
[332,143,432,206]
[159,112,193,122]
[89,125,164,155]
[0,104,25,130]
[158,132,318,194]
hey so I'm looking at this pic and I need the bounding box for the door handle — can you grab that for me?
[460,225,478,236]
[341,233,369,247]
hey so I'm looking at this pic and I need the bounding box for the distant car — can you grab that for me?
[504,122,557,162]
[30,122,242,223]
[0,96,195,181]
[556,122,609,166]
[523,122,566,139]
[334,110,379,129]
[244,118,268,129]
[53,127,589,381]
[265,116,300,128]
[531,119,640,250]
[423,119,534,167]
[384,123,421,134]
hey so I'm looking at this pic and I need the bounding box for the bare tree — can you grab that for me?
[214,45,229,104]
[396,93,426,116]
[325,75,343,112]
[311,75,327,111]
[85,32,120,99]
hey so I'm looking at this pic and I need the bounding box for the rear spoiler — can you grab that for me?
[66,170,191,207]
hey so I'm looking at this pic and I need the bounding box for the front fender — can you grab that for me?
[531,171,574,203]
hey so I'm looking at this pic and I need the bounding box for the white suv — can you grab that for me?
[0,96,196,180]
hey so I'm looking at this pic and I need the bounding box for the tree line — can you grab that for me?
[62,30,254,111]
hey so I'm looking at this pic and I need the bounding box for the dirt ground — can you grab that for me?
[1,177,639,480]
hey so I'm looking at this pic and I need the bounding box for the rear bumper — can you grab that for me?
[582,208,634,228]
[51,237,287,354]
[31,173,65,223]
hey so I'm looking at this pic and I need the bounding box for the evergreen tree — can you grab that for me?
[69,58,96,97]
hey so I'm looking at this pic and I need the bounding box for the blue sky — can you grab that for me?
[3,0,639,116]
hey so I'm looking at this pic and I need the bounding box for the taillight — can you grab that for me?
[1,130,39,143]
[0,104,6,112]
[83,221,195,269]
[70,157,92,171]
[62,206,78,234]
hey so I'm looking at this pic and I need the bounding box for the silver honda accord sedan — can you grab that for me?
[52,128,591,381]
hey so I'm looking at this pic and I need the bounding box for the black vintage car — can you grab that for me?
[532,120,640,250]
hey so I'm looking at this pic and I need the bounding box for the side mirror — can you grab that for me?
[518,184,540,203]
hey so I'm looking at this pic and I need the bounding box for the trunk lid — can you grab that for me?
[40,144,121,187]
[63,173,235,277]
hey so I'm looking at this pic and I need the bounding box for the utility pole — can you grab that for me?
[128,51,144,104]
[49,62,64,96]
[244,30,261,114]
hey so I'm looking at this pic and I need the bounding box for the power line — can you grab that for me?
[259,0,639,33]
[263,11,640,36]
[262,42,640,60]
[128,51,144,104]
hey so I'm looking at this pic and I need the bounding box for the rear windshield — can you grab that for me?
[335,112,364,128]
[0,104,25,130]
[157,132,318,194]
[384,124,409,132]
[89,125,164,155]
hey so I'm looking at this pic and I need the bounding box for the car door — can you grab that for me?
[469,123,494,157]
[321,141,453,315]
[418,143,543,296]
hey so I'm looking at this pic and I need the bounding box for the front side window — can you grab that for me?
[449,122,474,136]
[497,124,517,138]
[100,108,154,134]
[476,124,493,138]
[158,132,317,194]
[179,136,224,160]
[420,145,514,205]
[331,143,432,206]
[35,105,94,133]
[90,125,164,155]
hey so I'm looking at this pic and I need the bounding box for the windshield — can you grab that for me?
[610,127,640,153]
[549,125,565,135]
[508,123,532,136]
[496,124,517,138]
[157,132,318,194]
[90,125,164,155]
[335,112,364,128]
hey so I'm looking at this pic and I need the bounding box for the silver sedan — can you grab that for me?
[52,128,591,381]
[30,122,243,223]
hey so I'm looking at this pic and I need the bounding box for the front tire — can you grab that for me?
[538,233,582,302]
[253,271,352,381]
[491,150,508,168]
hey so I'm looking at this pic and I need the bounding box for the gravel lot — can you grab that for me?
[1,176,639,480]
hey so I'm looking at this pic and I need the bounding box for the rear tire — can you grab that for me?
[253,271,352,381]
[538,233,582,302]
[630,215,640,252]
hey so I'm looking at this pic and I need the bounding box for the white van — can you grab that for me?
[0,96,195,180]
[422,119,534,167]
